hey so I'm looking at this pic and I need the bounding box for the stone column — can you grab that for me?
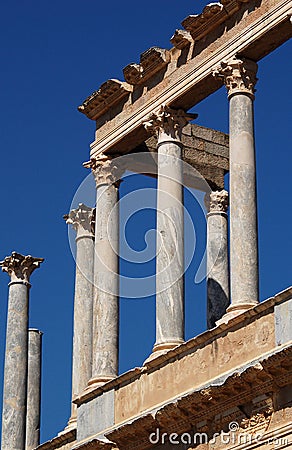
[143,105,197,356]
[64,204,95,424]
[0,252,43,450]
[214,57,259,320]
[84,155,121,389]
[205,190,230,328]
[26,329,42,450]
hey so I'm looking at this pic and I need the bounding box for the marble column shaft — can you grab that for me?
[26,329,42,450]
[84,156,120,388]
[64,203,95,421]
[205,190,230,328]
[144,105,197,353]
[0,252,43,450]
[214,57,259,316]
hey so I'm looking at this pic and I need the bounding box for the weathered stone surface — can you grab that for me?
[85,157,120,389]
[275,296,292,345]
[26,329,42,450]
[0,252,43,450]
[64,204,95,426]
[205,190,230,328]
[142,106,197,356]
[170,29,192,49]
[77,390,115,442]
[85,0,292,156]
[213,58,259,320]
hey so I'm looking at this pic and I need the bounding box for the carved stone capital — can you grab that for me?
[64,203,95,236]
[0,252,44,283]
[83,155,123,188]
[143,104,197,143]
[213,57,258,99]
[205,190,229,213]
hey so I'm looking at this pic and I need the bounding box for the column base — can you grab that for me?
[144,340,184,365]
[84,375,115,393]
[216,302,258,326]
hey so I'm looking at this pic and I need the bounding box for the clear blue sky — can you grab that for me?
[0,0,291,444]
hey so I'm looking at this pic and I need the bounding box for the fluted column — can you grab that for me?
[0,252,43,450]
[26,329,42,450]
[214,57,259,320]
[143,105,197,356]
[84,155,121,389]
[64,204,95,424]
[205,190,230,328]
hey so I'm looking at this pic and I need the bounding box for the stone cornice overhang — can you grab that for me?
[78,0,292,157]
[104,344,292,449]
[74,286,292,407]
[35,428,76,449]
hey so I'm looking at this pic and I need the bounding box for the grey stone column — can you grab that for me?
[214,57,259,321]
[144,105,197,356]
[84,156,121,389]
[205,190,230,328]
[0,252,43,450]
[26,329,42,450]
[64,204,95,424]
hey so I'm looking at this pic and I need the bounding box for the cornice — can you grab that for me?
[105,345,292,449]
[88,0,292,156]
[35,428,76,450]
[74,286,292,407]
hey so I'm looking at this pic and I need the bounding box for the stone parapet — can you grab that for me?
[69,287,292,449]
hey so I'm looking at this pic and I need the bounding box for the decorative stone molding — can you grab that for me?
[64,203,95,235]
[33,428,76,450]
[0,252,44,283]
[205,189,229,213]
[123,63,142,85]
[143,104,197,142]
[105,348,291,449]
[213,56,258,98]
[83,154,123,188]
[78,79,132,121]
[123,47,170,86]
[182,3,226,41]
[170,29,192,49]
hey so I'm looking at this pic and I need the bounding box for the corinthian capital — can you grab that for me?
[143,104,197,143]
[64,203,95,236]
[205,190,229,213]
[0,252,44,283]
[83,154,123,188]
[213,57,258,99]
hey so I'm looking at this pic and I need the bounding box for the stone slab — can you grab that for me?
[77,390,115,442]
[275,295,292,346]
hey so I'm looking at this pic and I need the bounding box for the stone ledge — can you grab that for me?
[35,428,76,450]
[88,0,292,156]
[74,286,292,408]
[78,80,132,121]
[123,47,170,86]
[105,344,292,449]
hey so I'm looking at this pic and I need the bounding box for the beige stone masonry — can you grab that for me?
[77,0,291,157]
[123,48,170,86]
